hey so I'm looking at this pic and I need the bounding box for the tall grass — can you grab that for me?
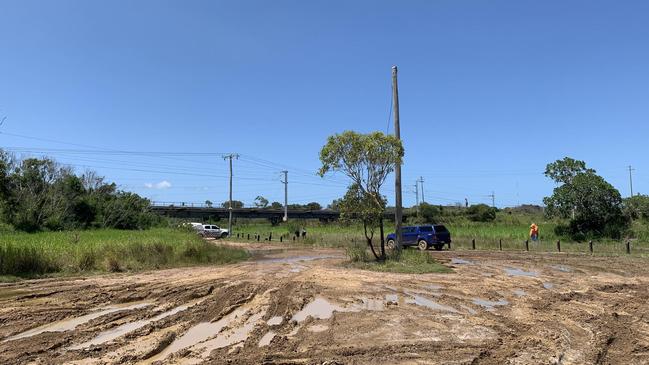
[0,228,248,277]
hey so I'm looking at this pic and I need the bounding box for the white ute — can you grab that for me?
[191,223,229,239]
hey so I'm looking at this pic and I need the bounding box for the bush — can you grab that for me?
[466,204,497,222]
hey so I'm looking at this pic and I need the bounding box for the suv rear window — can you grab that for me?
[434,225,449,233]
[419,226,433,232]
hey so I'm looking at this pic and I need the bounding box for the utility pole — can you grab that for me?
[628,165,635,197]
[224,153,239,236]
[392,65,403,252]
[488,191,495,208]
[414,182,420,217]
[281,170,288,221]
[418,176,425,203]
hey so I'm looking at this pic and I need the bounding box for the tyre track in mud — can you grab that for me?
[1,245,648,364]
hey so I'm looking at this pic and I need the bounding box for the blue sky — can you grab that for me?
[1,0,648,208]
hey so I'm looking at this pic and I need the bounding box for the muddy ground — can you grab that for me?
[1,240,648,365]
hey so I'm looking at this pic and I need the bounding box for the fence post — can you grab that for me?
[589,240,593,254]
[257,235,260,242]
[525,240,529,251]
[269,232,272,241]
[293,236,296,242]
[472,238,476,250]
[280,236,283,243]
[557,240,561,252]
[247,233,250,240]
[499,239,502,251]
[626,240,631,254]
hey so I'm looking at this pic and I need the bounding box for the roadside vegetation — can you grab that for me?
[0,150,159,232]
[0,227,249,279]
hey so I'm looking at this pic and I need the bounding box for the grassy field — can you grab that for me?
[228,215,649,256]
[0,228,249,279]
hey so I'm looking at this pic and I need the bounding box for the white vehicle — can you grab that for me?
[195,224,229,239]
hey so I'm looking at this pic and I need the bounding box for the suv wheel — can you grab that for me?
[418,240,428,251]
[386,239,396,250]
[221,232,228,239]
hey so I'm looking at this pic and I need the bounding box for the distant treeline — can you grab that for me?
[0,150,158,232]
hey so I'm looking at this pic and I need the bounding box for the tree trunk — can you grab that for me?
[379,217,386,261]
[363,220,380,260]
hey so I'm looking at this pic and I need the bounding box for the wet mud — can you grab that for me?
[1,245,648,364]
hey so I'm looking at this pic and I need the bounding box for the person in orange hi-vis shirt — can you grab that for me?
[530,223,539,241]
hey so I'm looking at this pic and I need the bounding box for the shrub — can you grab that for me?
[466,204,497,222]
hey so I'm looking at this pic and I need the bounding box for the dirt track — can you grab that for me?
[1,240,648,365]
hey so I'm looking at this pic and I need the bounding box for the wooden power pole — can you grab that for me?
[392,66,403,251]
[628,165,635,197]
[224,153,239,236]
[281,170,288,221]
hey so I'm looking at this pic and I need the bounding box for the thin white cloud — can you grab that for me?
[144,180,172,189]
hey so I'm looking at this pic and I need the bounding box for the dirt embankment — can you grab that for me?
[1,243,648,365]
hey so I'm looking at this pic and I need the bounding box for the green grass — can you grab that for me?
[344,248,452,274]
[0,228,249,279]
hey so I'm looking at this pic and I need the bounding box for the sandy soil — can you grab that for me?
[1,240,648,365]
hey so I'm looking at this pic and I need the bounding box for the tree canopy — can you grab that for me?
[543,157,629,240]
[0,150,156,232]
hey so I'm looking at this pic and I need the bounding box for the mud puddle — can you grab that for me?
[404,292,458,313]
[257,254,343,264]
[266,316,283,326]
[550,265,572,272]
[257,331,275,347]
[3,301,152,343]
[451,258,473,265]
[292,297,347,322]
[513,289,527,297]
[70,299,203,350]
[195,311,266,356]
[472,298,509,310]
[307,324,329,332]
[504,267,538,277]
[144,306,249,363]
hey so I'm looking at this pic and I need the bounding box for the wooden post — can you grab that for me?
[293,236,296,242]
[247,233,250,240]
[269,232,272,241]
[499,239,502,251]
[472,238,476,250]
[626,240,631,254]
[557,240,561,252]
[257,235,260,242]
[525,240,529,251]
[589,240,593,254]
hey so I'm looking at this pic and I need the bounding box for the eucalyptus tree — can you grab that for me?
[318,131,403,260]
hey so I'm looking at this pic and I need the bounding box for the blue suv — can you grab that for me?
[386,225,451,251]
